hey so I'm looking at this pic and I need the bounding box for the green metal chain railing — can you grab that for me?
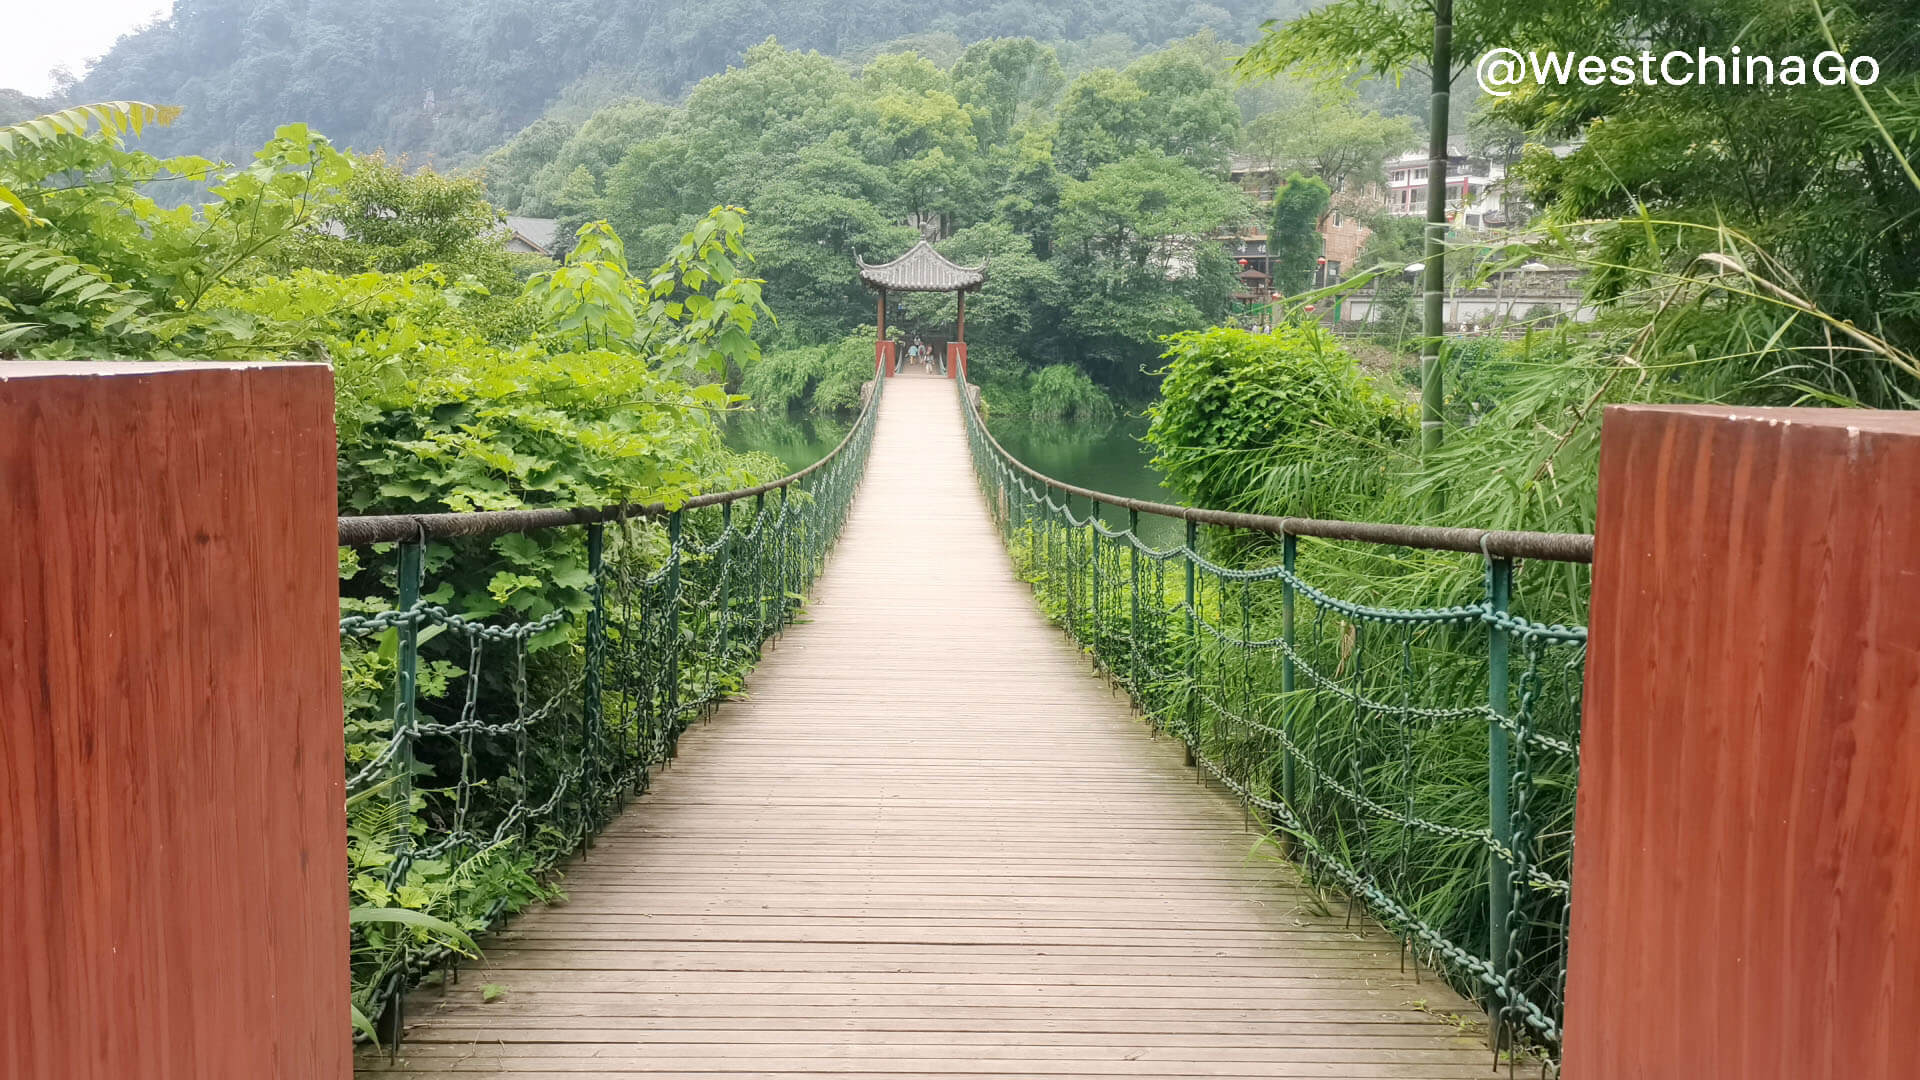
[337,377,881,1051]
[959,381,1588,1061]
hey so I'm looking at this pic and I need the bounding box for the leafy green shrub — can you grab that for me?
[5,103,792,1035]
[0,108,352,360]
[743,330,877,416]
[1146,323,1412,513]
[1027,363,1116,423]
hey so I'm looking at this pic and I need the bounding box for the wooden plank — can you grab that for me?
[1,362,348,1080]
[1567,406,1920,1080]
[363,376,1492,1078]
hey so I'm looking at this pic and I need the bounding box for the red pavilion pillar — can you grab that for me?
[947,289,966,380]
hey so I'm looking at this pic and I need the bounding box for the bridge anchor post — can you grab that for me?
[1,362,350,1079]
[1566,406,1920,1080]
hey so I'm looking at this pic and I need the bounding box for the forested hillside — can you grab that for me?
[63,0,1299,166]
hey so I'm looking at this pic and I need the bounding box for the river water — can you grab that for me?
[725,406,1184,549]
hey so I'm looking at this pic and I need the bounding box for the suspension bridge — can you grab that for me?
[8,356,1918,1080]
[354,373,1503,1078]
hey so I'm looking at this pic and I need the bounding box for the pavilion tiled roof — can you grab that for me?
[856,240,987,292]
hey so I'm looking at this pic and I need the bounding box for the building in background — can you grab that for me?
[501,216,560,257]
[1380,151,1521,230]
[1222,157,1373,288]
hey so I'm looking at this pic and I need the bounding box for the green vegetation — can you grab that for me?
[1026,363,1119,422]
[742,332,878,416]
[0,101,785,1035]
[16,0,1915,1060]
[489,37,1263,404]
[1240,0,1920,404]
[61,0,1297,166]
[1147,324,1410,514]
[1265,172,1331,295]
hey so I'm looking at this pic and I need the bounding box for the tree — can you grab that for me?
[1240,0,1920,407]
[1237,0,1508,454]
[1053,53,1238,178]
[1242,93,1413,191]
[949,38,1065,147]
[483,117,575,212]
[278,153,515,286]
[1,107,349,360]
[1054,151,1249,386]
[1268,172,1330,295]
[989,122,1066,257]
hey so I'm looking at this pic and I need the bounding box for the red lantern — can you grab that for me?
[1238,258,1249,268]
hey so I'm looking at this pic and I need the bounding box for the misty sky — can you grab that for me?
[2,0,173,96]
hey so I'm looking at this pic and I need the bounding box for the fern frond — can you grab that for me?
[0,101,182,225]
[0,102,182,158]
[0,236,127,304]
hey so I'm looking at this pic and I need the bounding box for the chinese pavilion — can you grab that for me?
[855,241,987,379]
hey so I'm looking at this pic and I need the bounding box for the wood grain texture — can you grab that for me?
[362,375,1492,1078]
[0,362,349,1080]
[1566,405,1920,1080]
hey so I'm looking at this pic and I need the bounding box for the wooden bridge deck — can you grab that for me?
[364,375,1494,1078]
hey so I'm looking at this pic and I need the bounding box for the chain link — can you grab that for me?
[959,381,1584,1060]
[344,379,882,1042]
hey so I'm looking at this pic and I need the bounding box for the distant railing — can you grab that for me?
[337,378,881,1051]
[959,380,1587,1057]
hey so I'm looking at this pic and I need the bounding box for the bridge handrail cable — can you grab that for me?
[338,378,884,1053]
[957,382,1593,564]
[956,375,1585,1061]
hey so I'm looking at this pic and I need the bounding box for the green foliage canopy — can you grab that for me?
[1268,172,1332,294]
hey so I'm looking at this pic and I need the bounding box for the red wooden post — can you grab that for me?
[947,289,968,378]
[0,361,349,1080]
[1566,405,1920,1080]
[876,288,892,377]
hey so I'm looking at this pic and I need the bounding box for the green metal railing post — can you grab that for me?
[1280,533,1297,806]
[391,540,424,858]
[583,523,606,826]
[1029,482,1040,572]
[777,487,790,630]
[384,539,423,1056]
[1042,484,1053,587]
[1063,493,1076,631]
[1128,507,1141,693]
[718,502,732,669]
[1487,555,1515,1013]
[665,509,684,754]
[1090,498,1102,662]
[755,492,768,638]
[1182,519,1198,766]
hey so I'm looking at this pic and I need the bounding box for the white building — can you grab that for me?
[1382,152,1517,230]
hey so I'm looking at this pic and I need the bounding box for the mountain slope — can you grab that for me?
[67,0,1286,164]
